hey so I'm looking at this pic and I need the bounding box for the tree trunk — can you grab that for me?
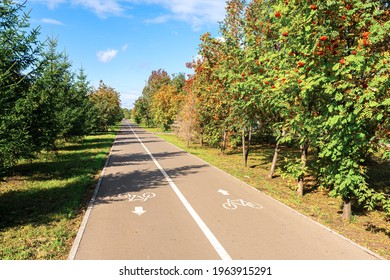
[186,122,191,148]
[297,144,308,197]
[199,133,204,146]
[342,198,352,221]
[146,116,150,127]
[222,130,228,152]
[242,126,252,167]
[186,130,191,147]
[246,126,252,164]
[269,141,279,179]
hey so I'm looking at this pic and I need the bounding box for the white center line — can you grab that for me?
[126,121,232,261]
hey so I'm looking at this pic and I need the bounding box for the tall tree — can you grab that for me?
[309,0,390,218]
[63,67,94,139]
[244,0,283,177]
[195,33,234,151]
[26,37,75,152]
[220,0,256,166]
[88,80,123,132]
[139,69,171,127]
[0,0,41,174]
[263,0,390,216]
[151,83,184,131]
[175,75,201,147]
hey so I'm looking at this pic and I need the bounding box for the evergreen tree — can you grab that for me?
[0,0,41,175]
[71,67,95,136]
[26,37,75,151]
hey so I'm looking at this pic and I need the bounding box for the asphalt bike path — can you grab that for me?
[69,121,379,260]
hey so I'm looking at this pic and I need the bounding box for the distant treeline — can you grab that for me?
[0,1,123,176]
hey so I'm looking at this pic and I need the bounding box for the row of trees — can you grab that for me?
[0,1,123,176]
[133,0,389,219]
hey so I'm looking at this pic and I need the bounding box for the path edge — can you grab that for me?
[67,126,119,260]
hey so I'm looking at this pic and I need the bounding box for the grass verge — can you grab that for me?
[147,128,390,260]
[0,126,119,260]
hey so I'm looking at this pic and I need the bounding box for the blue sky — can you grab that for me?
[24,0,227,108]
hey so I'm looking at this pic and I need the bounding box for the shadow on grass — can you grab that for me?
[0,176,94,230]
[61,138,115,152]
[0,135,115,231]
[365,221,390,238]
[366,159,390,195]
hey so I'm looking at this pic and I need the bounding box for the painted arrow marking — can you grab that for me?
[218,189,230,196]
[132,207,146,216]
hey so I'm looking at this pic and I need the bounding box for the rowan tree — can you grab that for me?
[267,0,390,217]
[310,0,390,217]
[194,34,234,150]
[132,0,390,220]
[220,0,257,166]
[175,75,201,147]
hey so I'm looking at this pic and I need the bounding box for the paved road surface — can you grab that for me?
[69,121,379,260]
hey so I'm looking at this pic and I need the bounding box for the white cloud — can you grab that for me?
[31,0,226,28]
[142,0,226,29]
[72,0,124,18]
[145,14,172,24]
[121,44,129,51]
[121,89,141,108]
[33,0,67,9]
[31,0,226,29]
[96,49,119,63]
[31,0,124,18]
[41,18,65,25]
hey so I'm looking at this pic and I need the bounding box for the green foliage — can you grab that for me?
[0,1,124,177]
[133,69,185,130]
[0,0,41,175]
[151,84,183,131]
[177,0,390,216]
[26,37,77,151]
[88,81,123,132]
[122,108,132,119]
[134,69,171,127]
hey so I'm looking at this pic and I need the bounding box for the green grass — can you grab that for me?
[149,127,390,260]
[0,127,119,260]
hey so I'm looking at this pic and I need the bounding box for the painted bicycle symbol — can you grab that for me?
[223,199,264,210]
[128,192,156,202]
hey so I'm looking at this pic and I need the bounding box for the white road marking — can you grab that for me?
[132,207,146,216]
[223,199,264,211]
[128,192,156,202]
[127,121,232,261]
[218,189,230,196]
